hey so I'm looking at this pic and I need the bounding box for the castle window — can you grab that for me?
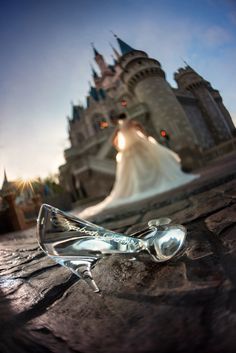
[121,99,127,107]
[99,120,109,129]
[93,115,109,131]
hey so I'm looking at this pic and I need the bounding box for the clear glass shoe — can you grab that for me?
[37,204,187,293]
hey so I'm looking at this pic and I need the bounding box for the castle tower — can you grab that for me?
[1,169,13,195]
[109,42,120,61]
[116,36,199,169]
[174,65,234,144]
[92,44,112,76]
[2,169,8,187]
[91,64,100,88]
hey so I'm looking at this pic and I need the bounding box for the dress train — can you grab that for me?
[79,124,198,218]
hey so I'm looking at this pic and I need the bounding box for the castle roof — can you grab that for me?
[1,170,16,196]
[91,43,100,57]
[112,55,118,65]
[91,65,98,78]
[115,36,134,55]
[3,169,8,184]
[72,105,81,120]
[89,86,99,101]
[98,88,106,100]
[109,42,120,59]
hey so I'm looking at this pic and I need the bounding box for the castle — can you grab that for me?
[59,36,236,200]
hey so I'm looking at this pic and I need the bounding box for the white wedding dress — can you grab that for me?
[79,120,198,218]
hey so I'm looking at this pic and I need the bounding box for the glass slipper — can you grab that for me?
[37,204,187,293]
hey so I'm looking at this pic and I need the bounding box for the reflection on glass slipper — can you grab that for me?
[37,204,187,293]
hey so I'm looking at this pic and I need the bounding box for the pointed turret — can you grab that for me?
[1,169,15,196]
[91,42,99,57]
[1,169,8,190]
[3,169,8,184]
[109,42,120,60]
[91,64,98,78]
[114,35,135,55]
[111,55,118,67]
[89,85,99,102]
[91,43,110,75]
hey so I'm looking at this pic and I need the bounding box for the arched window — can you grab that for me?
[119,94,132,108]
[92,114,109,132]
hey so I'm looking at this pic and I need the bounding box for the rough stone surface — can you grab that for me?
[205,203,236,235]
[1,153,236,353]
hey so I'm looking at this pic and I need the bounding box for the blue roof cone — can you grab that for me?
[114,34,135,55]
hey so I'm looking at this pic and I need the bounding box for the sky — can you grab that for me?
[1,0,236,186]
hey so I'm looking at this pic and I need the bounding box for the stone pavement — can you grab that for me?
[0,152,236,353]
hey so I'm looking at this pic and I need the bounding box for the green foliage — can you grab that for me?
[33,174,64,195]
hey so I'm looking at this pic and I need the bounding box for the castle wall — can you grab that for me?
[174,67,235,145]
[60,42,236,199]
[216,100,236,135]
[191,86,233,143]
[178,99,215,149]
[77,169,114,198]
[133,77,199,152]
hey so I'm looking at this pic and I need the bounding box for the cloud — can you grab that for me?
[202,25,232,47]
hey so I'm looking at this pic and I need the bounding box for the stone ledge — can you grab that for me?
[1,156,236,353]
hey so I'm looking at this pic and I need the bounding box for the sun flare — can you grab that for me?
[15,177,37,192]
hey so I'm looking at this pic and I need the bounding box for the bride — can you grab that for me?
[79,113,198,218]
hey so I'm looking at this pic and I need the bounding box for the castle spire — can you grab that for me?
[91,42,99,57]
[180,58,196,72]
[90,64,98,78]
[113,34,135,55]
[109,42,120,60]
[183,59,190,67]
[1,168,10,192]
[111,54,118,66]
[91,43,109,75]
[3,169,8,183]
[89,85,99,102]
